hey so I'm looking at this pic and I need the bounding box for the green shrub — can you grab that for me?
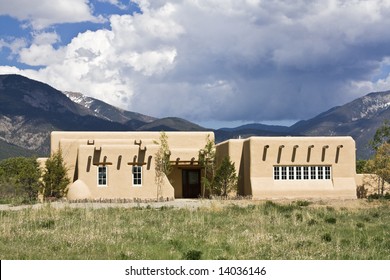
[356,222,365,229]
[295,213,303,222]
[38,219,55,229]
[0,157,41,204]
[264,201,298,213]
[41,149,70,199]
[183,250,202,260]
[295,200,311,207]
[324,217,337,224]
[321,233,332,242]
[356,185,368,199]
[213,156,238,196]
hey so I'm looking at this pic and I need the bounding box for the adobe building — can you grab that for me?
[215,136,357,199]
[50,131,212,201]
[48,132,358,201]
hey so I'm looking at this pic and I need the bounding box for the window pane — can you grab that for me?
[133,165,142,186]
[310,166,316,180]
[318,166,324,179]
[281,166,287,180]
[98,166,107,186]
[273,165,332,181]
[274,166,280,180]
[289,166,294,180]
[303,167,309,180]
[296,166,302,180]
[325,166,331,180]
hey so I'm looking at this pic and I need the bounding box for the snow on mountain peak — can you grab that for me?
[358,92,390,119]
[63,91,94,109]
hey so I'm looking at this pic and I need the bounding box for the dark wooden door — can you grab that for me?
[182,169,201,198]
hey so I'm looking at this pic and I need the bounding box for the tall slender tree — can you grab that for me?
[198,134,216,198]
[154,132,171,200]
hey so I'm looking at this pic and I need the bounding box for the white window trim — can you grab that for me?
[273,166,332,181]
[97,166,108,187]
[132,165,142,187]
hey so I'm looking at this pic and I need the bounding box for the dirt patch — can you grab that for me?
[1,198,388,211]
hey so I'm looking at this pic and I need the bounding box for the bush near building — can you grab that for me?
[41,149,70,200]
[213,156,238,197]
[0,157,41,204]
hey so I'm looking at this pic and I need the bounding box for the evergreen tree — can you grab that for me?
[213,156,238,197]
[0,157,41,202]
[42,149,70,199]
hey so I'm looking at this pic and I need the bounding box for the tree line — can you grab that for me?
[0,150,69,204]
[1,123,388,204]
[356,121,390,198]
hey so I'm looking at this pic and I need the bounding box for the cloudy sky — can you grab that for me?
[1,0,390,128]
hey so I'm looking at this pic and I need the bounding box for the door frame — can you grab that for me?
[182,169,201,198]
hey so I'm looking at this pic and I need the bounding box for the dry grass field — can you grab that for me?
[1,199,389,260]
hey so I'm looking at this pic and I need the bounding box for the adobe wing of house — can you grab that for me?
[216,136,357,199]
[50,131,214,201]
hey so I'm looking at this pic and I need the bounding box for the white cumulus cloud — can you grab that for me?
[2,0,390,125]
[0,0,99,29]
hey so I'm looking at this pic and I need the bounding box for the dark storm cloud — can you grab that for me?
[2,0,390,124]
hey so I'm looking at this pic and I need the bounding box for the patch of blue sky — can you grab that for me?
[52,1,141,46]
[92,0,141,17]
[53,21,107,46]
[372,63,390,82]
[0,15,30,38]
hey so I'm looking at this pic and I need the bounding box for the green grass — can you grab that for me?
[1,201,390,260]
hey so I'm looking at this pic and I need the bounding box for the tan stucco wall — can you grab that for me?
[356,173,390,196]
[51,131,213,201]
[50,131,358,200]
[216,136,357,199]
[215,139,246,195]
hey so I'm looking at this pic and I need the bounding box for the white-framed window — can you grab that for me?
[310,166,316,180]
[325,166,331,180]
[273,166,332,181]
[318,166,324,179]
[132,165,142,186]
[303,166,309,180]
[98,166,107,186]
[274,166,280,180]
[281,166,287,180]
[289,166,294,180]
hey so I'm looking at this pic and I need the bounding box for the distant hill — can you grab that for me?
[0,74,206,157]
[215,123,293,143]
[0,139,35,160]
[0,74,131,156]
[216,91,390,158]
[137,117,206,131]
[219,123,290,133]
[290,91,390,158]
[63,91,156,129]
[1,74,389,159]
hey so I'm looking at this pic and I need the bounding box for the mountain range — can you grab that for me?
[1,74,389,160]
